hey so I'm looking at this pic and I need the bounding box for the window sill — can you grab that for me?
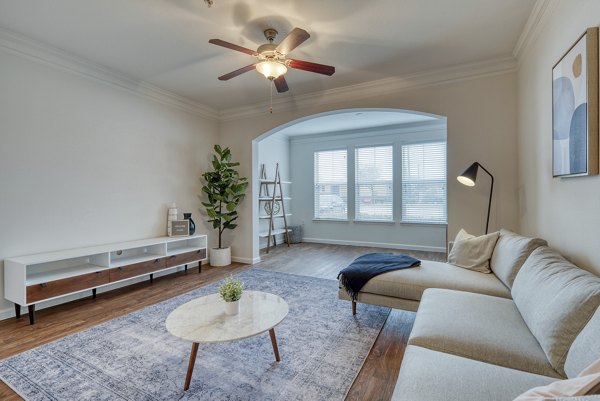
[352,219,395,225]
[400,221,447,227]
[312,218,348,223]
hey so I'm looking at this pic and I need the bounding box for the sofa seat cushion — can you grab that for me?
[512,247,600,376]
[490,229,547,288]
[565,307,600,378]
[408,288,561,378]
[391,345,556,401]
[356,259,511,301]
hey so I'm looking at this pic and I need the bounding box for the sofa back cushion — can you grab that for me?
[512,246,600,376]
[490,229,547,288]
[565,307,600,378]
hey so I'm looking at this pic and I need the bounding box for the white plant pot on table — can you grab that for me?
[210,247,231,266]
[224,299,240,315]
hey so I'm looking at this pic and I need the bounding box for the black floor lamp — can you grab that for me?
[457,162,494,234]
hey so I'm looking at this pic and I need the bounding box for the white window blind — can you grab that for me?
[401,141,447,224]
[355,146,393,221]
[314,149,348,219]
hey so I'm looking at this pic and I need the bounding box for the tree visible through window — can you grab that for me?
[355,146,393,221]
[314,149,347,219]
[401,142,447,223]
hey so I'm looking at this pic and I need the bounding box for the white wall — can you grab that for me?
[290,123,447,252]
[257,134,290,249]
[0,49,218,317]
[517,0,600,275]
[221,71,520,262]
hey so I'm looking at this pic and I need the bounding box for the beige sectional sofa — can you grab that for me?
[338,230,600,401]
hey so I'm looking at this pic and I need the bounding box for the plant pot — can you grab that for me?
[210,247,231,266]
[224,299,240,315]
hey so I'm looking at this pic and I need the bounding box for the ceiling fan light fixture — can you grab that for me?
[256,61,287,80]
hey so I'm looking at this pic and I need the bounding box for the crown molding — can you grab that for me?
[0,27,219,120]
[513,0,558,60]
[218,56,518,122]
[0,26,518,124]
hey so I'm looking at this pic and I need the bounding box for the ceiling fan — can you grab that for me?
[208,27,335,93]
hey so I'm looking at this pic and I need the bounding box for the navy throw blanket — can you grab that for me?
[338,253,421,301]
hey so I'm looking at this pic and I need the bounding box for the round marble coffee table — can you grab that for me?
[166,290,289,391]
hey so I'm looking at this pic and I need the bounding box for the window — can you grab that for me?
[355,146,393,221]
[314,149,348,219]
[401,141,447,223]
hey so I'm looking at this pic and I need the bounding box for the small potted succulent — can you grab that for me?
[218,276,244,315]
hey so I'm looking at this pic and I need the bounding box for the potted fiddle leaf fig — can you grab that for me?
[201,145,248,266]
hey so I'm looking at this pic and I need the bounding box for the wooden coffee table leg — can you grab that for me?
[184,342,199,391]
[269,328,281,362]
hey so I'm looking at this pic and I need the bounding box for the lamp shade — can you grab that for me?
[457,162,479,187]
[256,61,287,80]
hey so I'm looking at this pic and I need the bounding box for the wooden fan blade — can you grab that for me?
[218,64,257,81]
[276,28,310,55]
[274,76,289,93]
[288,59,335,76]
[209,39,258,56]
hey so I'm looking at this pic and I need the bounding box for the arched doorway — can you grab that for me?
[252,108,447,262]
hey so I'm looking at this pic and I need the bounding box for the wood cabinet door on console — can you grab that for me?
[166,249,206,268]
[27,271,110,303]
[109,258,166,282]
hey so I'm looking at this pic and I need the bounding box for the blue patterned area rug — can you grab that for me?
[0,269,390,401]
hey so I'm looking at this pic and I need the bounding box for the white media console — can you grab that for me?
[4,235,207,324]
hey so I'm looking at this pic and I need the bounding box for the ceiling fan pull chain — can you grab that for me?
[269,80,273,114]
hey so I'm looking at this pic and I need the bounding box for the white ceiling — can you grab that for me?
[276,110,440,137]
[0,0,535,111]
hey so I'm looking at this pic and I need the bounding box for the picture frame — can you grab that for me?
[552,27,599,178]
[170,220,190,237]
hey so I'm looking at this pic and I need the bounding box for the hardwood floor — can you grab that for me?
[0,243,445,401]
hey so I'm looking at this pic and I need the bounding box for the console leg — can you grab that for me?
[150,274,154,284]
[14,303,21,319]
[352,301,357,316]
[198,260,202,274]
[92,288,97,299]
[28,304,36,325]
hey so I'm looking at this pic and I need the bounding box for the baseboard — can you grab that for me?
[231,256,261,264]
[302,237,446,253]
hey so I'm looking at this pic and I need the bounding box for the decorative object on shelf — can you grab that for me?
[201,145,248,266]
[457,162,494,234]
[552,27,599,178]
[167,202,178,236]
[171,220,190,236]
[263,200,281,216]
[183,213,196,235]
[218,276,244,315]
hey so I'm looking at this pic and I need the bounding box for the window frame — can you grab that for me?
[400,139,448,225]
[354,144,394,222]
[313,148,349,221]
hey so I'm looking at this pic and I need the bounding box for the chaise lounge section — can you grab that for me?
[338,229,544,313]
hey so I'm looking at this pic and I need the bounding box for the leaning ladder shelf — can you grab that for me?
[258,163,291,253]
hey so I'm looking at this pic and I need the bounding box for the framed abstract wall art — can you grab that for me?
[552,27,599,177]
